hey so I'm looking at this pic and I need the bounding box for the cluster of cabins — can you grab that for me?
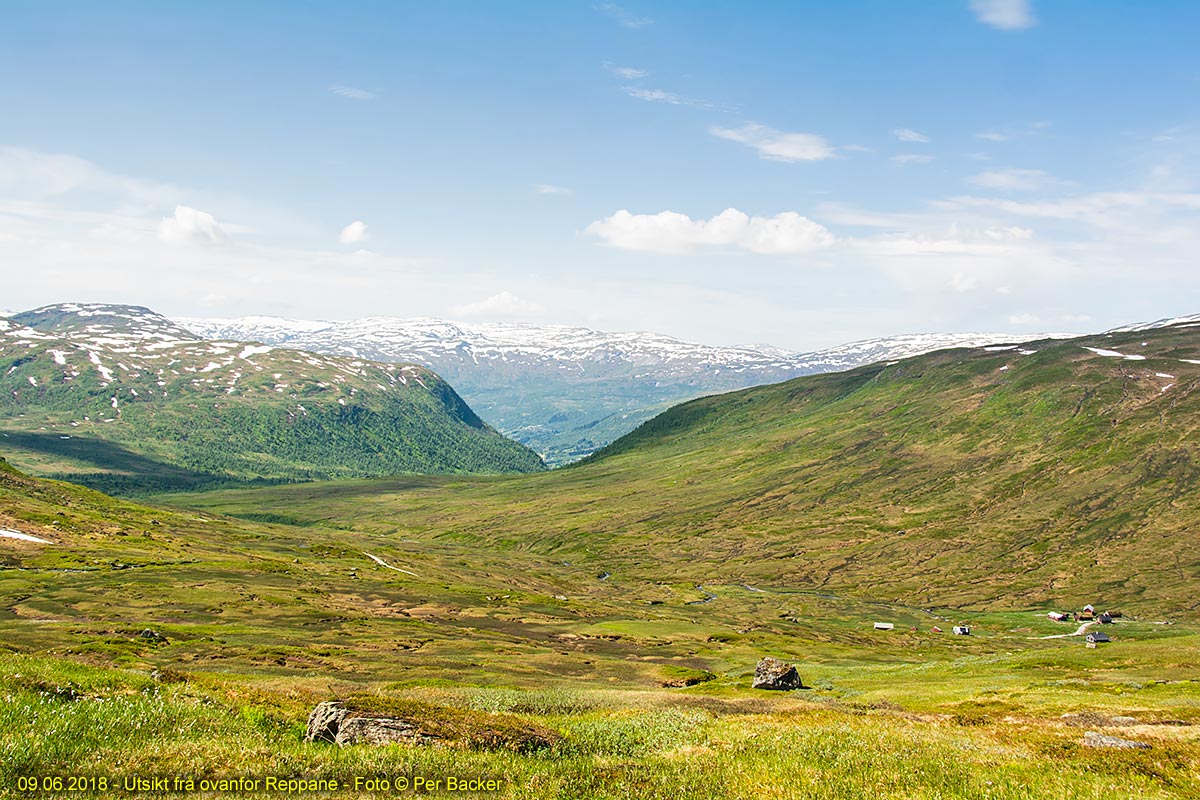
[1048,604,1122,646]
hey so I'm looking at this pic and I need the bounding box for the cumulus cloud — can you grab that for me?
[158,205,227,246]
[339,220,368,243]
[1008,312,1039,325]
[893,128,930,143]
[330,86,376,100]
[534,184,570,195]
[967,168,1054,191]
[586,208,835,255]
[970,0,1036,30]
[711,124,836,163]
[454,291,545,318]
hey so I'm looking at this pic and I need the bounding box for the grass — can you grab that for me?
[3,324,1200,796]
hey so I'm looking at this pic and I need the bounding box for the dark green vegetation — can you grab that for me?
[2,321,1199,797]
[0,304,543,494]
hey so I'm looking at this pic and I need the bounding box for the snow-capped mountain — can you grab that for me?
[0,304,544,490]
[1105,313,1200,333]
[175,313,1079,464]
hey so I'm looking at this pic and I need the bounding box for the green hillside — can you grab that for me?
[0,304,544,493]
[179,322,1200,615]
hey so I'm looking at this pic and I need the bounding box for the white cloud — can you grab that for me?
[893,128,930,143]
[624,87,714,110]
[534,184,570,195]
[454,291,545,318]
[339,220,368,243]
[0,146,177,208]
[158,205,227,246]
[970,0,1036,30]
[605,63,647,79]
[1008,312,1039,325]
[891,154,935,166]
[596,3,652,28]
[1062,313,1092,323]
[967,168,1054,191]
[330,86,376,101]
[586,208,835,255]
[711,124,836,163]
[975,121,1050,142]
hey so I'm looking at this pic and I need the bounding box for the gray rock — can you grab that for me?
[1083,731,1150,749]
[334,716,431,746]
[752,656,801,690]
[305,701,434,746]
[305,701,347,743]
[1110,715,1139,726]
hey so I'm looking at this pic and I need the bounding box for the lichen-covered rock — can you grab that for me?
[335,716,431,746]
[752,657,801,690]
[1083,731,1150,749]
[304,696,560,751]
[305,701,347,743]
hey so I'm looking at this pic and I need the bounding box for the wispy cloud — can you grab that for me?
[604,63,647,80]
[891,154,935,166]
[339,220,368,243]
[966,168,1057,191]
[624,86,715,110]
[330,86,376,101]
[893,128,930,143]
[454,291,545,318]
[586,208,835,255]
[975,121,1050,143]
[596,3,652,29]
[711,123,836,163]
[534,184,571,195]
[970,0,1036,30]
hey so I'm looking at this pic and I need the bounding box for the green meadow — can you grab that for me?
[3,325,1200,797]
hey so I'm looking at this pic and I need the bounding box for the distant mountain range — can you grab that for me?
[0,304,543,493]
[178,314,1080,465]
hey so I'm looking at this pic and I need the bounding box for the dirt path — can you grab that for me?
[363,552,418,576]
[1039,621,1097,639]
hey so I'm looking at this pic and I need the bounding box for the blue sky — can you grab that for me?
[2,0,1199,349]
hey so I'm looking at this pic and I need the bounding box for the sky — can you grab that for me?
[1,0,1199,350]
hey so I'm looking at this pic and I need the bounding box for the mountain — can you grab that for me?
[184,317,1200,614]
[0,303,544,494]
[177,314,1075,465]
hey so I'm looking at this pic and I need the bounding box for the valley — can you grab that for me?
[179,314,1076,465]
[2,316,1198,798]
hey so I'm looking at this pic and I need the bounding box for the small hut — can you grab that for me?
[1085,631,1110,647]
[873,622,894,631]
[953,625,971,635]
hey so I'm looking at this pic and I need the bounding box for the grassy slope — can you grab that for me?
[0,307,543,493]
[2,458,1199,798]
[180,324,1200,615]
[4,324,1200,797]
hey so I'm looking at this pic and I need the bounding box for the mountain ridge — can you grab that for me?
[0,303,544,493]
[176,312,1081,464]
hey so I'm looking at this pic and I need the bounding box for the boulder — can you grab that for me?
[1083,731,1150,749]
[752,657,802,690]
[305,701,347,743]
[335,716,430,746]
[304,697,559,751]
